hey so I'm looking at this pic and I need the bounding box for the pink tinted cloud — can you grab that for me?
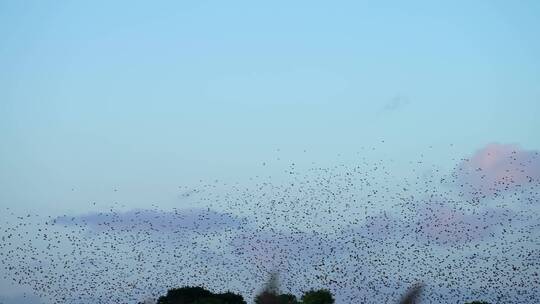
[414,203,510,245]
[353,197,522,245]
[454,143,540,199]
[55,208,247,233]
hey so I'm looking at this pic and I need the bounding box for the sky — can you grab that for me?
[0,1,539,303]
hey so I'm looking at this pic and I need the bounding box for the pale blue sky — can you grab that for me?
[1,1,539,211]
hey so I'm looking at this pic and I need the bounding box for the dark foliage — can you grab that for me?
[254,291,279,304]
[156,286,246,304]
[278,293,298,304]
[254,292,298,304]
[300,289,334,304]
[153,283,484,304]
[216,291,246,304]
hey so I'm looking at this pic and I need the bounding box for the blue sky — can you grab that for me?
[1,1,539,214]
[1,1,540,303]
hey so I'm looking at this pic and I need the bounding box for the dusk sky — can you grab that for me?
[1,1,539,304]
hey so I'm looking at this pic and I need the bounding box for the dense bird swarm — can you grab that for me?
[1,147,539,304]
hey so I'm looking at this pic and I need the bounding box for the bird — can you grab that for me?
[0,146,538,303]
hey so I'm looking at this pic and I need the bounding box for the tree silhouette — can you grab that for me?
[254,292,298,304]
[254,291,280,304]
[156,286,245,304]
[300,289,334,304]
[278,293,298,304]
[215,291,246,304]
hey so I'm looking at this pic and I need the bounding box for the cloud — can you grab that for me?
[453,143,540,200]
[55,208,248,233]
[412,203,518,245]
[0,293,42,304]
[230,229,337,270]
[352,198,523,246]
[355,211,405,240]
[228,228,377,300]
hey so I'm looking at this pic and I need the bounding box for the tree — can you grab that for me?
[254,291,280,304]
[254,292,297,304]
[157,286,212,304]
[300,289,334,304]
[193,298,226,304]
[215,291,246,304]
[277,293,298,304]
[156,286,245,304]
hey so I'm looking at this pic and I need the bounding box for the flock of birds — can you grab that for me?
[1,149,539,304]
